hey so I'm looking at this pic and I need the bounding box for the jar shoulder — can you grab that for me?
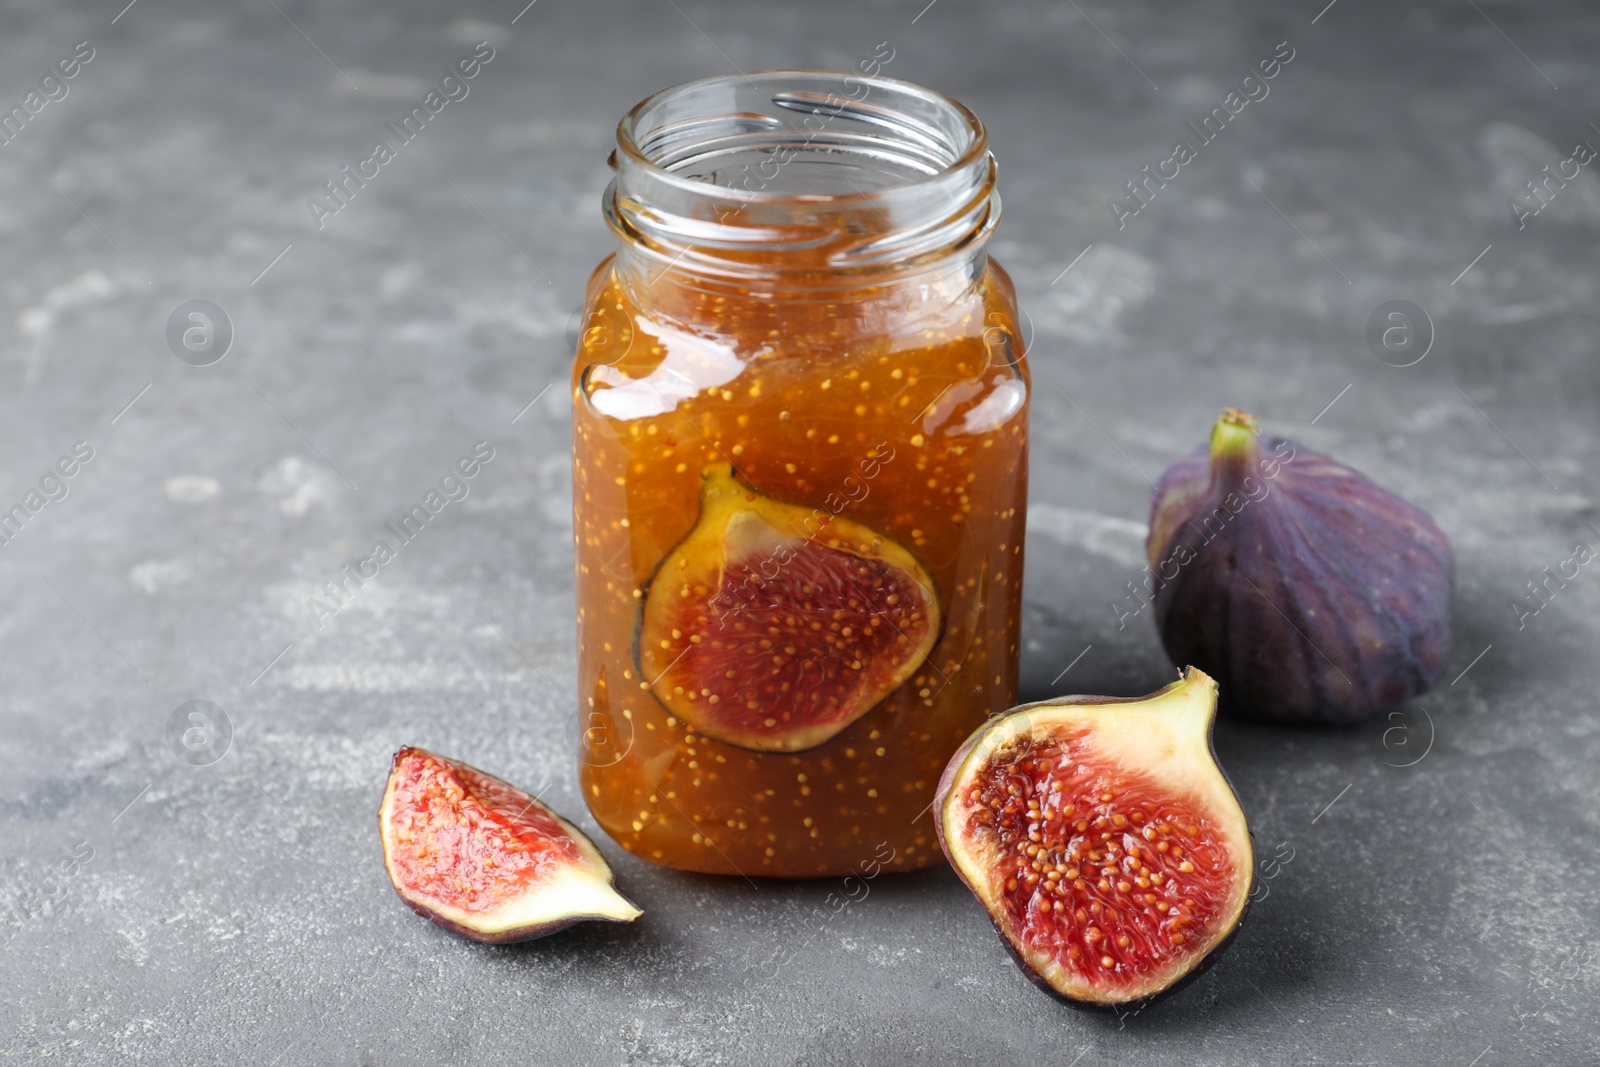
[572,255,1028,377]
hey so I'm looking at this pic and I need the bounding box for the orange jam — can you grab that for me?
[570,71,1029,877]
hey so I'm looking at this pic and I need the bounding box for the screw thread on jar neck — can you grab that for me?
[605,70,1000,302]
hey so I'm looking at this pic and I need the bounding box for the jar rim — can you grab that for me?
[614,69,991,204]
[607,70,1000,285]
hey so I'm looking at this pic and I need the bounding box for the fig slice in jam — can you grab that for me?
[935,668,1252,1006]
[379,747,641,943]
[638,462,940,753]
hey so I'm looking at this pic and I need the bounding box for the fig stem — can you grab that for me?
[1209,408,1261,460]
[1208,409,1263,492]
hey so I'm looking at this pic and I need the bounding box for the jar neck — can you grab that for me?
[605,70,1000,308]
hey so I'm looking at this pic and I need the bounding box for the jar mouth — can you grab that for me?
[607,70,999,282]
[617,69,990,200]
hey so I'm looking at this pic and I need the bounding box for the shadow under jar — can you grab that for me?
[571,70,1029,877]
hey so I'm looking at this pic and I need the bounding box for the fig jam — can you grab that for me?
[571,71,1029,876]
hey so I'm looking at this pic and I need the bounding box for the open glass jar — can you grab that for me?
[571,70,1029,877]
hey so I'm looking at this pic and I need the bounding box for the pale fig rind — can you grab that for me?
[637,462,941,753]
[934,668,1253,1008]
[1148,409,1454,725]
[379,747,641,944]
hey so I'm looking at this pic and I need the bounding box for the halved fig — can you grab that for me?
[379,747,640,943]
[935,668,1252,1006]
[638,463,940,752]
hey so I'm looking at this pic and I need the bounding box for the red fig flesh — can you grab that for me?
[638,462,940,752]
[379,747,640,943]
[935,668,1252,1006]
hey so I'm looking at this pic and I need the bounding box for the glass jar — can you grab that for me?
[571,70,1029,877]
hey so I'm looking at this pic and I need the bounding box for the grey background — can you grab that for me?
[2,0,1597,1063]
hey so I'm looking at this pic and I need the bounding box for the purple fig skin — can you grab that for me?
[1147,410,1454,725]
[392,894,594,946]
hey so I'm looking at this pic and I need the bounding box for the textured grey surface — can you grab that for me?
[3,0,1598,1063]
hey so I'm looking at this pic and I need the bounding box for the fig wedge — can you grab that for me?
[935,668,1252,1006]
[379,747,640,943]
[639,462,940,753]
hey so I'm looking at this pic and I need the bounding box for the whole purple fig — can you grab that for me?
[1147,409,1453,725]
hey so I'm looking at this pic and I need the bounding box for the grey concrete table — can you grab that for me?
[3,0,1597,1063]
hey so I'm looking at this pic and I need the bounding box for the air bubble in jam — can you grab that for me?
[968,732,1230,988]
